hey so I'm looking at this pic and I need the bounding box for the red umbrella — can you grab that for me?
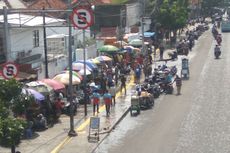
[40,78,65,91]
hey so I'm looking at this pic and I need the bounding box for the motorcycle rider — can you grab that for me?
[212,24,218,39]
[216,34,222,45]
[214,44,221,58]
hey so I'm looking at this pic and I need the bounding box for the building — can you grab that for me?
[0,12,91,80]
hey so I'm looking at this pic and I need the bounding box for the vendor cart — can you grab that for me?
[130,95,140,116]
[139,91,154,110]
[181,58,189,79]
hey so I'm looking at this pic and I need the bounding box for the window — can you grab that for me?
[33,30,39,47]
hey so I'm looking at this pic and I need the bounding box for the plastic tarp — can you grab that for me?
[144,32,155,38]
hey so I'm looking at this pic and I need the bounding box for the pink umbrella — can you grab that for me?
[40,79,65,91]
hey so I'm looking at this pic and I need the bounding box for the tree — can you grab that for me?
[154,0,188,41]
[201,0,225,16]
[0,79,33,153]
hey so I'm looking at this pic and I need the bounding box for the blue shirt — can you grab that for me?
[92,92,100,99]
[103,93,112,99]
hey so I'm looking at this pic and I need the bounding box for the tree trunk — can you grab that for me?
[11,144,15,153]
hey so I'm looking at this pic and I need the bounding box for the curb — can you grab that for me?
[90,106,130,153]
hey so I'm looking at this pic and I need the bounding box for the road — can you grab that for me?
[94,29,230,153]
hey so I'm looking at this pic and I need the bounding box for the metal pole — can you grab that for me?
[43,7,49,78]
[140,0,145,54]
[68,0,77,137]
[83,29,87,116]
[141,17,145,54]
[3,7,10,61]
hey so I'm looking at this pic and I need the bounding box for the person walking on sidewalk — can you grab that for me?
[120,74,127,95]
[159,43,165,60]
[103,90,112,117]
[174,75,182,95]
[135,65,141,84]
[91,90,100,115]
[108,83,116,106]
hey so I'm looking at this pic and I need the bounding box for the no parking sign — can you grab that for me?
[2,62,19,80]
[71,7,94,29]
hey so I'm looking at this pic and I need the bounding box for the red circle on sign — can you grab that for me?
[2,62,19,80]
[71,7,94,29]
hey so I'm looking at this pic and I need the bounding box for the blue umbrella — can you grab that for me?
[22,88,45,102]
[74,60,98,69]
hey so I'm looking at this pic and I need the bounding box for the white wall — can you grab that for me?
[37,56,68,79]
[10,28,44,60]
[126,2,141,32]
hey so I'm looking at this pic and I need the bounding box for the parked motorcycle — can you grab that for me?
[159,82,174,94]
[170,65,177,76]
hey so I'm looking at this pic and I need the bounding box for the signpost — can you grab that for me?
[2,62,18,80]
[88,117,100,142]
[71,5,94,116]
[71,7,93,29]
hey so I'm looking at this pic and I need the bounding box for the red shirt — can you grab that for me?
[55,100,63,110]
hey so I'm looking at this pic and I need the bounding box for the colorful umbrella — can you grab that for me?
[87,59,101,64]
[133,48,141,52]
[75,60,98,69]
[22,88,45,102]
[95,55,113,62]
[61,70,83,80]
[123,45,135,53]
[128,39,143,47]
[98,45,120,53]
[26,81,53,95]
[53,73,81,85]
[72,62,92,71]
[78,69,92,75]
[40,79,65,91]
[113,41,128,48]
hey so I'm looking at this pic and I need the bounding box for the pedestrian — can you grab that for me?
[108,83,116,106]
[120,74,127,95]
[174,75,182,95]
[103,90,112,117]
[54,98,64,119]
[159,43,164,60]
[91,89,100,115]
[114,64,119,86]
[134,65,141,84]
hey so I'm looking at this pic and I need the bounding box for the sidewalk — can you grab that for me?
[0,74,136,153]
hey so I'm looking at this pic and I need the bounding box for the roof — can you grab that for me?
[0,13,65,26]
[0,1,7,8]
[72,0,112,5]
[28,0,66,9]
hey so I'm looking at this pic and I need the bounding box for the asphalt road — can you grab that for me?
[94,29,230,153]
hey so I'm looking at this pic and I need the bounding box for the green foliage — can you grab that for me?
[156,0,188,31]
[0,79,22,107]
[0,79,33,147]
[111,0,128,4]
[201,0,225,16]
[11,94,34,116]
[0,101,10,118]
[0,117,26,147]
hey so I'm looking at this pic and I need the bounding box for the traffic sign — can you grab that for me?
[71,7,94,29]
[2,62,19,80]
